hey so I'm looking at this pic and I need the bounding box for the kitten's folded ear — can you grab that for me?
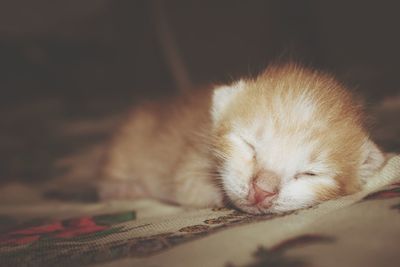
[359,139,385,183]
[211,80,245,124]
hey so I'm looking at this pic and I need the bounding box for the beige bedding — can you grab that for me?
[0,155,399,267]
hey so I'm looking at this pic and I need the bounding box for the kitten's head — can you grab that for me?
[211,65,384,214]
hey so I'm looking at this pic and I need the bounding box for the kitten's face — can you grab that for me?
[211,66,384,214]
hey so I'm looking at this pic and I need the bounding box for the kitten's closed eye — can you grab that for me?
[240,136,255,151]
[294,172,317,179]
[237,136,257,161]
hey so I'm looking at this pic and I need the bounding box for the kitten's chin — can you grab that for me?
[230,200,275,215]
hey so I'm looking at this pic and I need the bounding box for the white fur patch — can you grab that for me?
[294,94,316,123]
[220,124,341,213]
[211,81,245,124]
[271,176,337,212]
[221,133,254,199]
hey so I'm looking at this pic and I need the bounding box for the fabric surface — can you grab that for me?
[0,155,399,267]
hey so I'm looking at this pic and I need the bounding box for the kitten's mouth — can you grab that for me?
[224,189,279,214]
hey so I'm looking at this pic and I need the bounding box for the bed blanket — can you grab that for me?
[0,155,399,267]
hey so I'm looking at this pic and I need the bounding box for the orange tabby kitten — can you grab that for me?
[98,64,384,214]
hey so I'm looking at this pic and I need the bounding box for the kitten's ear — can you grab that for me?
[359,139,385,183]
[211,80,245,123]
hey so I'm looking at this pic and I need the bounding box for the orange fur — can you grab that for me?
[99,63,384,214]
[213,65,368,197]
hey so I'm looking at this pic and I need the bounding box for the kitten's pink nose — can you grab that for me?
[250,183,277,204]
[248,170,279,205]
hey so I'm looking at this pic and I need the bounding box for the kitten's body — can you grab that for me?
[100,88,223,207]
[99,64,384,214]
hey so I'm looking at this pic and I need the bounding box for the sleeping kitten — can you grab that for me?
[99,64,385,214]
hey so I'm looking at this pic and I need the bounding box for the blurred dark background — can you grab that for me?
[0,0,399,183]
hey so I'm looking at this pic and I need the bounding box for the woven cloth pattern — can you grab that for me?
[0,155,399,267]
